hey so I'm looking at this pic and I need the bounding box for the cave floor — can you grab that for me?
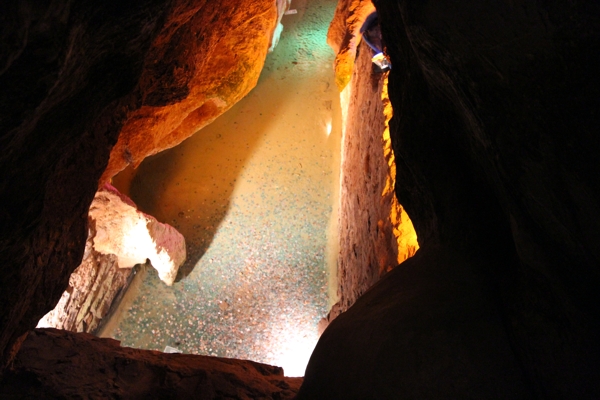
[103,0,341,377]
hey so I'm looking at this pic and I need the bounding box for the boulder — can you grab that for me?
[99,0,283,182]
[90,183,185,285]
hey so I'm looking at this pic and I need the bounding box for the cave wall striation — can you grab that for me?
[37,183,185,333]
[35,230,131,334]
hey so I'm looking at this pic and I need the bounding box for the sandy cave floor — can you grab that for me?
[103,0,341,377]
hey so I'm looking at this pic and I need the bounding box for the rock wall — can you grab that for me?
[37,183,185,333]
[299,0,600,398]
[0,328,301,399]
[36,230,131,334]
[327,0,375,90]
[100,0,281,182]
[329,40,417,324]
[0,0,278,368]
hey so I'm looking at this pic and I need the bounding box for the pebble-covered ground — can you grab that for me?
[104,0,341,377]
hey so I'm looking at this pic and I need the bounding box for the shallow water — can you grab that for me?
[103,0,341,377]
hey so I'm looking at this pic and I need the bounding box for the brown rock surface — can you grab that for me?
[0,328,302,399]
[90,183,186,285]
[330,40,417,323]
[100,0,280,182]
[327,0,375,90]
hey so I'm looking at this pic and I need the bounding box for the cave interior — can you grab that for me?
[1,0,599,398]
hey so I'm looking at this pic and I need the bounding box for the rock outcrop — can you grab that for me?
[37,182,184,333]
[0,0,279,367]
[100,0,282,182]
[0,328,302,399]
[299,0,600,398]
[90,183,185,285]
[326,39,417,326]
[327,0,375,90]
[35,230,132,334]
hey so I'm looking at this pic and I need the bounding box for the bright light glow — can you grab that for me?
[326,121,332,136]
[263,313,320,377]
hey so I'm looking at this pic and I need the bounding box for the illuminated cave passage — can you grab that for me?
[32,0,420,380]
[33,0,419,379]
[2,0,599,397]
[101,0,342,377]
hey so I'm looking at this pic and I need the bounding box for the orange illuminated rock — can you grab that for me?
[327,0,375,90]
[100,0,282,182]
[327,40,418,326]
[89,184,186,285]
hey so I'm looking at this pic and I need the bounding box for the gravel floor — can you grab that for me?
[104,0,341,377]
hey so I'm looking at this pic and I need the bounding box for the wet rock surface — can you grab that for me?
[0,328,302,399]
[300,0,600,398]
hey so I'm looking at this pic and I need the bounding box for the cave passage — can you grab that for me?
[102,0,341,377]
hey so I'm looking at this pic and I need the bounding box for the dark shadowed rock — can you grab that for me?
[300,0,600,398]
[0,328,301,399]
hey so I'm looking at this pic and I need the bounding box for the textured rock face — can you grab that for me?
[327,0,375,90]
[331,40,417,322]
[0,0,277,367]
[100,0,280,182]
[90,184,185,285]
[300,0,600,398]
[36,229,132,333]
[0,328,302,399]
[37,182,184,333]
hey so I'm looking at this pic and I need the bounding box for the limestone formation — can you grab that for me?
[37,182,184,334]
[100,0,283,182]
[90,184,186,285]
[36,230,132,333]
